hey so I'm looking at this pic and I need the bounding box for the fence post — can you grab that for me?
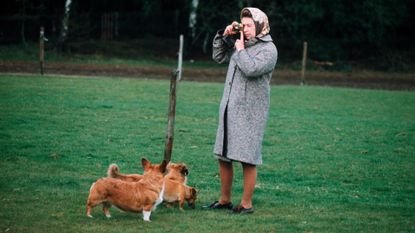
[39,27,45,75]
[163,35,184,162]
[163,70,179,163]
[177,34,184,81]
[301,41,308,86]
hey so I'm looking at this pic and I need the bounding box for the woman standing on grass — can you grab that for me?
[204,7,278,214]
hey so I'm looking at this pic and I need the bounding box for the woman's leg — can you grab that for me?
[219,159,233,204]
[241,162,257,208]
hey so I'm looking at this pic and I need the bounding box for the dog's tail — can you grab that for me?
[107,164,120,178]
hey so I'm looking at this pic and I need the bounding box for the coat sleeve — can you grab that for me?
[233,43,278,78]
[212,30,234,64]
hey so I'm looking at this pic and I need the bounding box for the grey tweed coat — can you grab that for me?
[212,32,278,165]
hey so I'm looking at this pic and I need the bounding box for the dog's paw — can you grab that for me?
[105,214,112,218]
[142,211,152,221]
[164,203,173,208]
[87,214,93,218]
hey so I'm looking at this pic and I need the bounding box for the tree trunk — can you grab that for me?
[186,0,199,58]
[20,0,28,49]
[57,0,72,51]
[188,0,199,43]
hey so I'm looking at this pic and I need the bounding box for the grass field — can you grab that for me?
[0,42,225,69]
[0,74,414,232]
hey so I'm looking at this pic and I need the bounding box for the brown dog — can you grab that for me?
[108,162,197,210]
[163,179,197,209]
[163,163,197,209]
[86,158,168,221]
[165,163,189,184]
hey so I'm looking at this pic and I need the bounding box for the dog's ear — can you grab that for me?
[141,158,150,169]
[160,160,168,173]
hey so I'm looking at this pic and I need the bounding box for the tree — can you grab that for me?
[57,0,72,51]
[20,0,27,48]
[188,0,199,43]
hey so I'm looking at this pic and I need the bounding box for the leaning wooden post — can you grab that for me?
[163,70,179,163]
[301,41,308,86]
[177,34,184,81]
[163,35,183,162]
[39,27,45,75]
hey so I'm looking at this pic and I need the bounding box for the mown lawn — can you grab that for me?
[0,74,414,232]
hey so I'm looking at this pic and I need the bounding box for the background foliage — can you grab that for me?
[1,0,414,70]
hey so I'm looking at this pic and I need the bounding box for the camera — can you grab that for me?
[231,21,244,32]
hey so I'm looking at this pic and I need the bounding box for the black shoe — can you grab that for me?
[202,201,233,210]
[232,204,254,214]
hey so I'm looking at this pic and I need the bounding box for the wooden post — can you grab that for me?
[177,34,184,80]
[163,35,185,162]
[163,70,179,163]
[39,27,45,75]
[301,41,308,86]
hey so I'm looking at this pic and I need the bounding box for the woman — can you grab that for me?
[206,7,278,214]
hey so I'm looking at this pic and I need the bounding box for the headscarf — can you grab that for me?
[240,7,270,38]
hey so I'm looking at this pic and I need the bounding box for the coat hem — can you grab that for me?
[214,153,262,165]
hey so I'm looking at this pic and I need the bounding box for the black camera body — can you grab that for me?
[232,22,243,32]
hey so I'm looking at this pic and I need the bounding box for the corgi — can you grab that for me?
[163,163,197,209]
[163,179,197,210]
[107,162,197,210]
[86,158,168,221]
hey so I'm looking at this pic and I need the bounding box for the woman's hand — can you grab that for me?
[223,24,236,36]
[235,31,245,51]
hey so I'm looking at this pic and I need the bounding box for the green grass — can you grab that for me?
[0,74,414,232]
[0,42,226,69]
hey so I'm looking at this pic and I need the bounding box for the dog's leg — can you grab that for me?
[152,181,165,211]
[86,183,98,218]
[86,182,107,218]
[179,200,185,211]
[86,200,100,218]
[103,202,112,218]
[142,210,152,221]
[86,205,93,218]
[179,193,185,211]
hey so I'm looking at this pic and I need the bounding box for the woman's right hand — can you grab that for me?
[223,22,238,36]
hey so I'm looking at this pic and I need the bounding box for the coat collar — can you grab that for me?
[257,34,273,42]
[245,34,273,48]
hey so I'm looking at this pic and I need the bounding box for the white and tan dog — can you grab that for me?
[86,158,168,221]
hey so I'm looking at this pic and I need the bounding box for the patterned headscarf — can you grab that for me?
[240,7,270,38]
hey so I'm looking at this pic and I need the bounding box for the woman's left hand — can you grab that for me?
[235,31,245,51]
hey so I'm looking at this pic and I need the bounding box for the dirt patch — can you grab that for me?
[1,60,414,90]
